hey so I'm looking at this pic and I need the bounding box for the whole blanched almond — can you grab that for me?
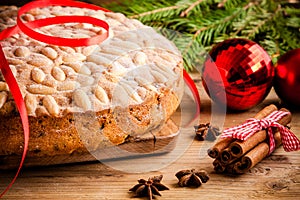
[52,67,66,81]
[0,91,8,109]
[151,70,168,83]
[101,46,125,56]
[111,39,140,51]
[28,53,53,67]
[82,45,98,56]
[85,62,105,74]
[0,82,8,91]
[119,82,142,103]
[117,31,137,42]
[57,81,79,91]
[59,46,76,54]
[7,57,24,65]
[24,93,37,115]
[43,95,60,116]
[31,67,46,83]
[66,62,81,73]
[110,62,127,76]
[78,64,91,75]
[77,75,94,87]
[133,52,147,65]
[94,86,109,104]
[134,77,157,92]
[42,74,58,88]
[87,54,111,66]
[160,52,177,63]
[14,46,31,57]
[59,65,77,77]
[22,13,35,22]
[154,61,176,77]
[73,89,91,111]
[41,47,58,60]
[62,53,86,63]
[27,84,56,95]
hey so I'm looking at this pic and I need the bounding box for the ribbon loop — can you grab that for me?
[222,110,300,154]
[15,0,109,47]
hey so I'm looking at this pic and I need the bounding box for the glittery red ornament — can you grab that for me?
[274,48,300,107]
[202,38,274,110]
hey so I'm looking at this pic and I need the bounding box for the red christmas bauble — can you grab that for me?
[202,38,274,110]
[274,48,300,107]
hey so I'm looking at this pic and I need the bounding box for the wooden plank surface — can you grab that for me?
[1,74,299,199]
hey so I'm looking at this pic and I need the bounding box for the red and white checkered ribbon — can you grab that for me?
[221,110,300,154]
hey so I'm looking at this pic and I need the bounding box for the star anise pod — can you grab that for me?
[129,175,169,200]
[194,123,220,141]
[175,169,209,188]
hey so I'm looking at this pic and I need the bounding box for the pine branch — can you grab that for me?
[104,0,300,71]
[180,0,204,17]
[245,5,281,38]
[130,5,181,19]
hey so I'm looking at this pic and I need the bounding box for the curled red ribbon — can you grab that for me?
[0,0,200,197]
[0,0,110,44]
[221,110,300,154]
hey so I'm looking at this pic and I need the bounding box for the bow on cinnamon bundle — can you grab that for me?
[207,104,300,174]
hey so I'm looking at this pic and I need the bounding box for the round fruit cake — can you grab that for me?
[0,4,183,164]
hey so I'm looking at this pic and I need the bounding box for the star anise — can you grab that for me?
[175,169,209,188]
[194,123,220,141]
[129,175,169,200]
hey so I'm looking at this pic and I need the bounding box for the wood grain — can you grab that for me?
[0,75,299,199]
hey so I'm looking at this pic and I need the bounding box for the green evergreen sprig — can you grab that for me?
[102,0,300,71]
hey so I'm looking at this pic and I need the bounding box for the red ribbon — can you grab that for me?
[0,0,200,197]
[183,70,200,122]
[0,0,110,44]
[221,110,300,154]
[0,45,29,197]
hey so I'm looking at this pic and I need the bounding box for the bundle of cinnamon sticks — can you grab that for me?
[207,104,291,174]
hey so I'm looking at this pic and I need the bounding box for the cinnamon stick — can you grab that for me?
[219,104,278,163]
[252,104,278,120]
[226,109,291,174]
[274,130,282,148]
[226,142,269,174]
[228,129,265,159]
[228,107,290,159]
[213,158,226,173]
[207,137,235,158]
[226,131,282,174]
[219,147,232,164]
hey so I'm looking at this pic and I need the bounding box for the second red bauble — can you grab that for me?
[274,48,300,107]
[202,38,274,110]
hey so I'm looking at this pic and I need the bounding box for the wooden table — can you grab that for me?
[1,74,299,200]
